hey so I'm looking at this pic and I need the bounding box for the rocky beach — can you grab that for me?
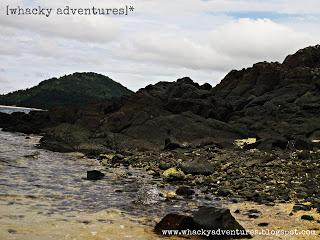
[0,46,320,239]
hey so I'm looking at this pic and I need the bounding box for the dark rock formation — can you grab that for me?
[155,206,252,239]
[1,45,320,153]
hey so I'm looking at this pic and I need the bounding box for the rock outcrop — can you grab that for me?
[1,45,320,153]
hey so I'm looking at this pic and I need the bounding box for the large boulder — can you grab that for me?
[155,206,252,239]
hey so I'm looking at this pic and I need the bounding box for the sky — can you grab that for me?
[0,0,320,94]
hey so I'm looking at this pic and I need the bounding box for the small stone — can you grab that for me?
[204,195,212,200]
[258,222,269,227]
[147,170,156,175]
[81,220,91,225]
[159,162,172,170]
[234,209,241,214]
[87,170,105,180]
[176,186,195,196]
[248,213,260,219]
[301,215,314,221]
[265,202,275,206]
[8,229,17,234]
[293,204,312,212]
[217,188,232,197]
[247,209,261,219]
[229,198,239,203]
[248,209,261,214]
[164,191,177,199]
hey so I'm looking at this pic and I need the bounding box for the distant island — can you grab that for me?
[0,72,133,109]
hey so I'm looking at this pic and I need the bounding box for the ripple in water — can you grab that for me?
[0,130,215,217]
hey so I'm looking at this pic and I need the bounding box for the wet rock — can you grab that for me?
[99,153,115,162]
[24,151,40,159]
[163,168,185,181]
[159,161,173,170]
[176,186,195,196]
[87,170,105,180]
[292,204,312,212]
[181,160,216,176]
[301,215,314,221]
[217,188,232,197]
[247,209,262,219]
[162,191,177,199]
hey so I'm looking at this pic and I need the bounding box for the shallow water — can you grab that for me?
[0,129,191,239]
[0,130,215,217]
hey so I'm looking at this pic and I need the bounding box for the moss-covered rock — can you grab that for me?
[163,167,185,181]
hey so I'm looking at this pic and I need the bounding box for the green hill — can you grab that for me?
[0,72,133,109]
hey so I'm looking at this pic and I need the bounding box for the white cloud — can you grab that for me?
[0,0,319,94]
[111,18,318,72]
[210,18,317,63]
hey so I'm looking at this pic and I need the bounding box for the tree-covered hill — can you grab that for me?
[0,72,133,109]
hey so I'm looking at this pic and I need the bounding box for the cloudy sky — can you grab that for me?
[0,0,320,94]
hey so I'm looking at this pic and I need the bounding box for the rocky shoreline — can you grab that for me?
[1,45,320,238]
